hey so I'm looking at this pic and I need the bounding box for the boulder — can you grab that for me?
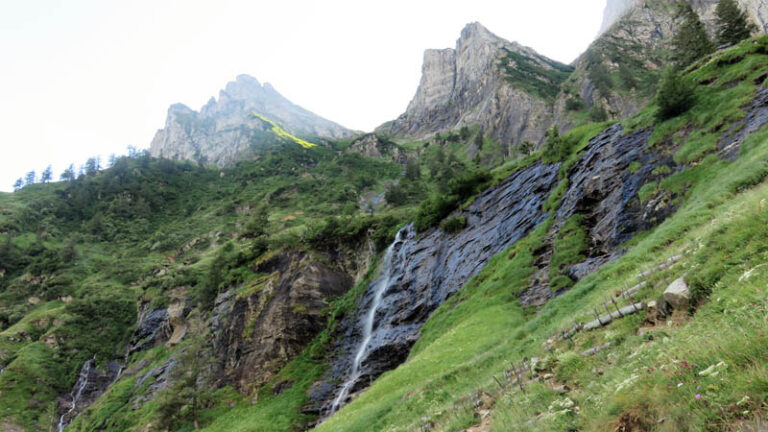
[664,278,690,309]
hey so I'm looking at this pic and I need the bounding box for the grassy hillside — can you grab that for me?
[315,36,768,432]
[1,32,767,432]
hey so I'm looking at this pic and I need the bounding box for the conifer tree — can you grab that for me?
[12,178,23,191]
[24,171,36,186]
[60,164,76,182]
[40,165,52,183]
[715,0,757,45]
[656,67,696,120]
[670,2,714,68]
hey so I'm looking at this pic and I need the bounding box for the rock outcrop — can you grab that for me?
[150,75,355,166]
[601,0,768,36]
[211,252,355,393]
[377,23,571,154]
[664,278,691,309]
[345,134,408,165]
[599,0,636,34]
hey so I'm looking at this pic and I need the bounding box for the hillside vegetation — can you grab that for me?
[0,28,767,432]
[315,35,768,432]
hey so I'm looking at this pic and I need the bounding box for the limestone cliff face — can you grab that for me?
[377,23,569,153]
[150,75,355,166]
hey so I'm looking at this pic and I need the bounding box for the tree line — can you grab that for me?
[11,146,147,191]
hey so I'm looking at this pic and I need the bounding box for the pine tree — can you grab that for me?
[670,2,714,68]
[656,67,696,120]
[84,157,100,176]
[12,178,23,191]
[404,157,421,181]
[40,165,53,183]
[157,336,211,430]
[24,171,36,186]
[715,0,757,45]
[60,164,76,182]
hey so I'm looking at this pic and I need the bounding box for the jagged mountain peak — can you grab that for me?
[151,75,355,166]
[459,21,503,43]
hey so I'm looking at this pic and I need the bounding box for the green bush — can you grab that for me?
[414,170,491,232]
[565,97,585,111]
[440,217,467,234]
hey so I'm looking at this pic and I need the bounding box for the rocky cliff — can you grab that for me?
[150,75,355,166]
[574,0,768,124]
[377,23,572,154]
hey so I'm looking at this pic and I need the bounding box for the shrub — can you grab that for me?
[440,217,467,234]
[589,105,609,122]
[565,97,585,111]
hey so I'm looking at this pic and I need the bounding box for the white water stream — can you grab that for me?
[329,227,409,414]
[57,358,94,432]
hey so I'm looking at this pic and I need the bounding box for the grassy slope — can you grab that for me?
[1,34,767,432]
[315,37,768,432]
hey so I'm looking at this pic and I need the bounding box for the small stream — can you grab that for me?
[57,358,94,432]
[329,226,412,414]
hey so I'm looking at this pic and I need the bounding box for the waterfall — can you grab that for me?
[329,226,411,414]
[57,358,94,432]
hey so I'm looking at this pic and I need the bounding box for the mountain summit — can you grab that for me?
[377,22,573,154]
[150,75,355,166]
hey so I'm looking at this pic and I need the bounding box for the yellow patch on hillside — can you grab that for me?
[251,112,317,149]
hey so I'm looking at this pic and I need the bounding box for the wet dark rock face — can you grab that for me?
[309,163,560,414]
[720,87,768,160]
[521,124,676,306]
[211,252,353,393]
[556,124,663,252]
[308,88,768,413]
[128,307,167,354]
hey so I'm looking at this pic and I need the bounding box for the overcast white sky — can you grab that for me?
[0,0,606,191]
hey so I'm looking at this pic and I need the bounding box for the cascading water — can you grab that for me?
[329,226,411,414]
[57,358,94,432]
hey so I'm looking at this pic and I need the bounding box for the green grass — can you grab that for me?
[1,26,767,432]
[499,49,574,100]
